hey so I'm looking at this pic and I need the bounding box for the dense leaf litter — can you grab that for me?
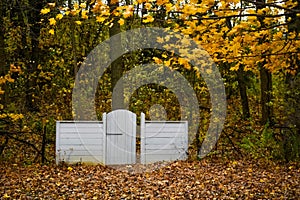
[1,159,299,199]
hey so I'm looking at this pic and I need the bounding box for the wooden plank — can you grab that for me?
[145,121,187,124]
[145,128,186,134]
[145,123,187,136]
[59,127,104,133]
[59,138,103,145]
[145,144,186,151]
[145,122,187,128]
[140,113,146,164]
[103,113,106,165]
[145,137,187,145]
[143,149,186,155]
[59,121,103,128]
[144,131,186,138]
[56,121,61,164]
[58,150,103,156]
[59,133,103,139]
[59,145,102,151]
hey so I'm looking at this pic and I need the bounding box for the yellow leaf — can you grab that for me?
[157,37,164,43]
[81,10,88,19]
[118,18,125,26]
[40,8,50,15]
[260,179,264,183]
[144,3,152,10]
[142,15,154,23]
[96,16,106,23]
[111,0,119,4]
[123,6,133,18]
[164,59,171,67]
[3,194,10,198]
[80,3,87,8]
[114,10,121,17]
[257,9,264,15]
[75,20,82,25]
[157,0,169,6]
[74,3,79,10]
[153,57,162,64]
[182,5,198,15]
[165,3,173,13]
[49,18,56,25]
[67,166,73,171]
[230,64,239,71]
[49,29,55,35]
[56,13,63,20]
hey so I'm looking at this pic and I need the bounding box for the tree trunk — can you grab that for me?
[285,0,300,132]
[256,0,273,125]
[0,0,6,76]
[260,67,272,124]
[24,0,47,112]
[108,0,124,110]
[237,66,250,119]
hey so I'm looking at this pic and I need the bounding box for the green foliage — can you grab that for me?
[240,127,280,160]
[281,128,300,162]
[240,124,300,161]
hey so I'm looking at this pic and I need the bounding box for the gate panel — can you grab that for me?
[56,121,105,164]
[140,113,188,164]
[106,110,136,164]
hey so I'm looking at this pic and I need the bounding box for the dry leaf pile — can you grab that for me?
[1,159,299,199]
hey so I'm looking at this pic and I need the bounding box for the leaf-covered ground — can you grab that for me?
[1,159,299,199]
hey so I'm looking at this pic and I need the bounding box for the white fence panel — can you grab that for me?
[56,120,106,164]
[140,113,188,164]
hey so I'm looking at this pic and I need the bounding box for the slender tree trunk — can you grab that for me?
[0,0,6,76]
[237,66,250,119]
[260,67,272,124]
[224,13,250,119]
[24,1,45,112]
[68,0,78,77]
[0,0,9,110]
[285,0,300,132]
[108,0,124,110]
[256,0,273,125]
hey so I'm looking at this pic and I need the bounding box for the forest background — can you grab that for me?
[0,0,300,164]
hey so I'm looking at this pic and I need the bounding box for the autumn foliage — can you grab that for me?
[0,1,300,197]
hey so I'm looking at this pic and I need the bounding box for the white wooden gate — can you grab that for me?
[106,110,136,164]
